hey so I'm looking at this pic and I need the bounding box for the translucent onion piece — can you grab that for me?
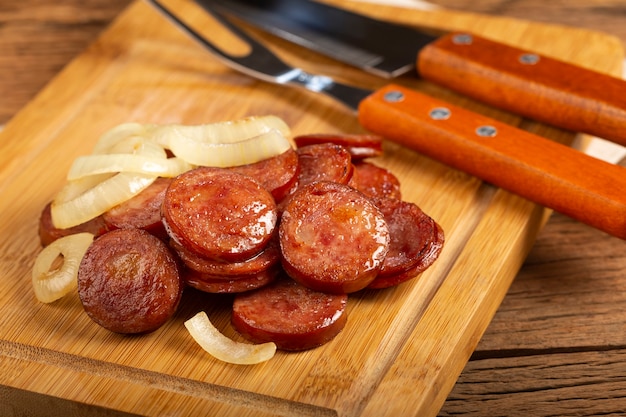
[54,173,115,204]
[98,135,167,160]
[51,173,157,229]
[67,154,193,180]
[150,115,291,150]
[92,123,155,154]
[169,129,292,167]
[32,232,94,303]
[185,311,276,365]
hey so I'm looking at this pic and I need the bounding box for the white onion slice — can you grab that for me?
[32,232,94,303]
[67,154,192,180]
[92,123,155,154]
[150,115,291,150]
[54,173,115,204]
[169,129,292,167]
[51,173,156,229]
[185,311,276,365]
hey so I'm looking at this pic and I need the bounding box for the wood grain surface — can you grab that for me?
[1,0,626,416]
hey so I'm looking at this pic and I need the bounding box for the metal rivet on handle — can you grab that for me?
[452,34,473,45]
[430,107,451,120]
[384,91,405,103]
[519,53,540,65]
[476,125,498,137]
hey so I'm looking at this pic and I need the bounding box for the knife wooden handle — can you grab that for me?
[417,32,626,146]
[358,84,626,239]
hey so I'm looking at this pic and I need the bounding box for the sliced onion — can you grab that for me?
[150,115,291,150]
[91,123,155,154]
[67,154,193,180]
[54,173,115,204]
[32,232,94,303]
[51,173,157,229]
[185,311,276,365]
[169,129,292,167]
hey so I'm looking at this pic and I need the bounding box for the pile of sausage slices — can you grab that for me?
[34,117,444,362]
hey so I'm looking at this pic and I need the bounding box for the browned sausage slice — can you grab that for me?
[279,181,390,294]
[368,223,444,289]
[349,161,402,200]
[228,148,299,202]
[162,167,278,262]
[183,265,280,294]
[39,202,109,247]
[170,236,280,278]
[77,228,183,334]
[296,143,353,187]
[367,198,444,289]
[103,177,171,240]
[232,276,348,350]
[294,133,383,160]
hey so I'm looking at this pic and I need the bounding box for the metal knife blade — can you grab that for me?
[209,0,431,78]
[209,0,626,147]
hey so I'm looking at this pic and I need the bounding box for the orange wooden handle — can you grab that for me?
[417,32,626,146]
[358,84,626,239]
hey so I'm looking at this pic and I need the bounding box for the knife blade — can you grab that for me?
[147,0,626,240]
[210,0,626,147]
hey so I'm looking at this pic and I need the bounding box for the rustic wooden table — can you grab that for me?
[2,1,626,416]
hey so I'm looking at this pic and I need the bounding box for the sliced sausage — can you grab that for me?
[170,235,280,278]
[183,264,280,294]
[294,133,383,160]
[39,202,109,246]
[367,198,444,289]
[228,148,299,202]
[162,167,278,262]
[368,223,444,289]
[279,181,390,294]
[103,177,171,240]
[232,276,348,351]
[77,228,183,334]
[349,161,402,200]
[296,143,353,187]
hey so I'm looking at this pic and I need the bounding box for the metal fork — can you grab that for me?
[146,0,372,110]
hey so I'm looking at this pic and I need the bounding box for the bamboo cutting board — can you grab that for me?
[0,0,623,416]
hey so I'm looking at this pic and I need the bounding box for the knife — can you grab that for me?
[209,0,626,147]
[147,0,626,240]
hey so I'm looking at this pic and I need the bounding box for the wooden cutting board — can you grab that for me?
[0,0,623,416]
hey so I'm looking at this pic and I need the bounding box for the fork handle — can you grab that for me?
[358,84,626,239]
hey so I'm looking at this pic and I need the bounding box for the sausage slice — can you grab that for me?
[349,161,402,200]
[232,276,348,350]
[294,133,383,160]
[367,198,445,289]
[77,228,183,334]
[162,167,278,262]
[296,143,353,187]
[279,181,390,294]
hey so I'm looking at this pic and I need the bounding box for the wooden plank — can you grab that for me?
[0,0,623,416]
[475,210,626,353]
[441,348,626,416]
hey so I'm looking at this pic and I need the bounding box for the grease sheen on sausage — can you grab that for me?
[232,276,348,350]
[77,228,183,334]
[296,143,354,187]
[367,198,445,289]
[279,181,390,294]
[162,167,278,262]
